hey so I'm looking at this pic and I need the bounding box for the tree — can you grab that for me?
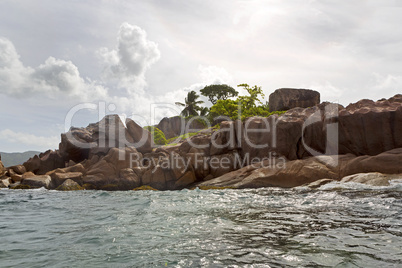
[237,83,265,110]
[175,90,204,117]
[200,84,239,105]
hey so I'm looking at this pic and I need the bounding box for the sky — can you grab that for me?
[1,0,402,152]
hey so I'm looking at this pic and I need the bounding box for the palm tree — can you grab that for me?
[175,91,204,117]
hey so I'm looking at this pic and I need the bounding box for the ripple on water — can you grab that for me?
[0,184,401,267]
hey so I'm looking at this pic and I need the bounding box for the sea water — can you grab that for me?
[1,181,401,267]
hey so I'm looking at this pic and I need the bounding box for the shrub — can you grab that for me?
[144,126,167,145]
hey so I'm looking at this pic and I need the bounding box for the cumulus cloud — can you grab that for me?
[98,23,161,91]
[0,37,107,100]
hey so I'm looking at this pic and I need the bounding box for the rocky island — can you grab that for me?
[1,89,401,191]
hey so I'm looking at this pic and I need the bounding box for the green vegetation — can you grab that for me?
[173,83,288,122]
[166,131,199,144]
[208,84,286,120]
[175,91,204,117]
[144,126,167,145]
[200,84,238,104]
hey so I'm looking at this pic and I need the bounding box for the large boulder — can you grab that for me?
[157,116,206,140]
[59,115,152,163]
[50,172,83,189]
[23,150,64,175]
[82,147,142,190]
[269,88,320,112]
[198,148,402,189]
[125,119,152,154]
[21,175,52,189]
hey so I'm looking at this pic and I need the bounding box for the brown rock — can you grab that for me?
[8,165,26,175]
[269,88,320,112]
[21,175,52,189]
[125,118,152,154]
[23,150,64,175]
[198,148,402,189]
[174,171,196,189]
[22,172,36,179]
[51,172,83,189]
[11,174,23,183]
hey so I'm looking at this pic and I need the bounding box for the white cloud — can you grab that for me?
[0,37,108,101]
[98,23,161,92]
[0,129,59,151]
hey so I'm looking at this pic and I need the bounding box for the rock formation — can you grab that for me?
[2,94,400,191]
[269,88,320,112]
[157,116,206,139]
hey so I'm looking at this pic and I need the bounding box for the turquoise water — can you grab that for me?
[1,182,402,267]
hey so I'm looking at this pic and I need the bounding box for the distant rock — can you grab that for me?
[269,88,320,112]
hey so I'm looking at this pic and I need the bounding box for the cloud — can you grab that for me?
[98,23,161,91]
[0,37,108,101]
[0,129,59,151]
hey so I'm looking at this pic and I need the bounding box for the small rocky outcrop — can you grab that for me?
[340,172,402,186]
[56,179,84,191]
[269,88,320,112]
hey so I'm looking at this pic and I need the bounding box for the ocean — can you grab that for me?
[1,181,401,267]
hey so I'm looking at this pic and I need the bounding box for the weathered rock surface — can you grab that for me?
[157,116,206,139]
[8,165,26,175]
[269,88,320,112]
[198,148,402,189]
[56,179,84,191]
[51,172,83,189]
[21,175,52,189]
[23,150,64,175]
[8,95,402,191]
